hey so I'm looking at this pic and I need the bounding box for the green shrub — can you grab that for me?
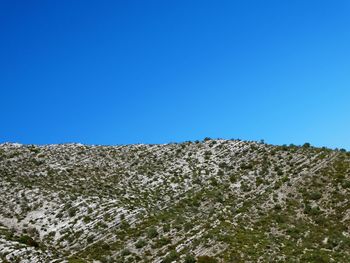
[197,256,217,263]
[87,235,94,243]
[162,250,179,263]
[147,227,158,239]
[18,235,39,247]
[121,248,131,256]
[255,177,264,186]
[309,191,322,200]
[135,239,147,249]
[154,237,171,248]
[120,220,130,229]
[163,224,170,232]
[302,142,311,148]
[83,216,91,223]
[68,207,77,217]
[341,180,350,189]
[184,254,196,263]
[304,205,322,216]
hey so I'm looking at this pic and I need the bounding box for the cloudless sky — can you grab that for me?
[1,0,350,149]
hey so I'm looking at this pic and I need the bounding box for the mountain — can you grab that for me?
[0,139,349,262]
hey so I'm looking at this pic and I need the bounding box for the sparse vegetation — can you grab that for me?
[0,140,349,262]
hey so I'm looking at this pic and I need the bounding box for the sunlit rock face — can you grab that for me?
[0,140,349,262]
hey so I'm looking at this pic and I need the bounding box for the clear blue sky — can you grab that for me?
[1,1,349,149]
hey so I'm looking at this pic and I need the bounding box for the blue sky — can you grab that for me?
[1,1,349,149]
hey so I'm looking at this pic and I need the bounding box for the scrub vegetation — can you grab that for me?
[0,140,349,262]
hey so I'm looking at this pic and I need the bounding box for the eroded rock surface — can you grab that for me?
[0,140,349,262]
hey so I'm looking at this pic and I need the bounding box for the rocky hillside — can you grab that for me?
[0,139,349,263]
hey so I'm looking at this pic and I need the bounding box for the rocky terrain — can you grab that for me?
[0,139,349,263]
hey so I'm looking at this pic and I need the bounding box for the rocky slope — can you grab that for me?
[0,139,349,262]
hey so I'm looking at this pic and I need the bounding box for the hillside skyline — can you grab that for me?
[0,139,348,152]
[1,138,349,262]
